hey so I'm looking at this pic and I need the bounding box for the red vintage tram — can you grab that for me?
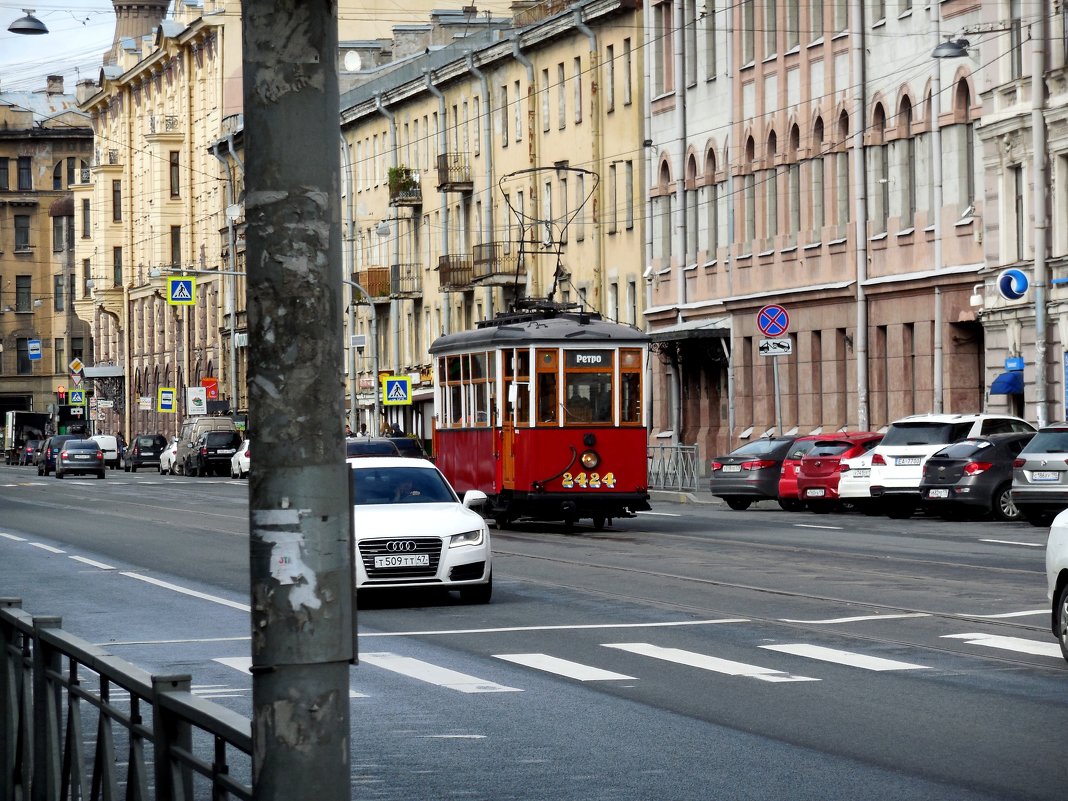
[430,302,650,529]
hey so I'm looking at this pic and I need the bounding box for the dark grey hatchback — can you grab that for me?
[919,433,1033,521]
[710,436,797,511]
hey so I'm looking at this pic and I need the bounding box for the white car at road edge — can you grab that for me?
[230,439,250,479]
[1046,510,1068,664]
[159,437,179,475]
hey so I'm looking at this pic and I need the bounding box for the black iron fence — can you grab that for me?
[1,598,252,801]
[647,443,701,492]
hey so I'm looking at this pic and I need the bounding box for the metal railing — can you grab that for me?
[647,443,701,492]
[1,598,252,801]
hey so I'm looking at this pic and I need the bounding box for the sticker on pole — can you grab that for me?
[757,304,790,337]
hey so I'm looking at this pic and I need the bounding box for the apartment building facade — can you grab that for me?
[641,0,1057,460]
[0,79,93,420]
[339,0,646,438]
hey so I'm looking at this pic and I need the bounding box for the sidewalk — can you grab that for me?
[649,487,721,506]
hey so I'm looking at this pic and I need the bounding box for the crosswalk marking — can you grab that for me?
[941,633,1063,659]
[759,643,929,671]
[494,653,636,681]
[360,652,522,693]
[604,643,819,683]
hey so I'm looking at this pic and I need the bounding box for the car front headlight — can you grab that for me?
[450,528,485,548]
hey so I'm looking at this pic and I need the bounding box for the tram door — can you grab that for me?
[501,420,515,489]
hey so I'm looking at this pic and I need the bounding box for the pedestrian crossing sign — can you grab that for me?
[69,389,86,406]
[382,376,411,406]
[167,276,196,305]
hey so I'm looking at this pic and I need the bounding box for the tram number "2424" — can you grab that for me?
[561,472,616,489]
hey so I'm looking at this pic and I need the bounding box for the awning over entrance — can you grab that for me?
[990,371,1024,395]
[647,316,730,343]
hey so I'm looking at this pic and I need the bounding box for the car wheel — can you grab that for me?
[98,471,105,479]
[991,484,1021,522]
[459,576,492,604]
[1056,583,1068,665]
[55,470,63,479]
[592,515,606,531]
[724,497,751,511]
[1022,508,1055,527]
[778,498,805,512]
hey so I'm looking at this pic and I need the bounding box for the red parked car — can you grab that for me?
[776,435,827,510]
[796,433,884,513]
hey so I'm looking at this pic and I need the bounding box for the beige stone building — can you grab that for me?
[0,78,93,426]
[340,0,647,438]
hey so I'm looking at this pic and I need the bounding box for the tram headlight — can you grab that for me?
[580,450,600,469]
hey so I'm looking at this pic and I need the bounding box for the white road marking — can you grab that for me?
[120,572,251,611]
[0,532,27,541]
[213,656,367,696]
[635,511,682,517]
[605,643,819,683]
[942,633,1062,658]
[778,613,930,624]
[760,643,929,671]
[69,555,115,570]
[978,539,1043,548]
[106,636,251,646]
[368,618,748,637]
[421,734,487,739]
[494,653,636,681]
[793,524,843,530]
[360,652,522,693]
[966,609,1046,619]
[29,542,65,554]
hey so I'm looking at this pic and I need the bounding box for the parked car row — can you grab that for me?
[709,412,1068,525]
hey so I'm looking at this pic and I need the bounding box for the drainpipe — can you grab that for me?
[211,136,240,418]
[467,53,496,316]
[671,0,688,444]
[512,37,538,298]
[424,69,451,333]
[375,93,401,374]
[1032,14,1049,427]
[931,4,944,413]
[851,0,870,430]
[641,0,655,433]
[724,5,735,439]
[339,131,358,430]
[573,10,602,315]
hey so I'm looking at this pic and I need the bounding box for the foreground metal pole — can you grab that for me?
[241,2,354,800]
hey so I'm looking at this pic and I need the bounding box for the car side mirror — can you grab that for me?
[462,489,488,508]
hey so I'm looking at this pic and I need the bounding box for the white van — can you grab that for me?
[90,434,121,470]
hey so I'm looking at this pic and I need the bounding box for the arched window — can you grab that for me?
[787,124,801,236]
[872,104,889,232]
[836,111,851,227]
[811,117,826,235]
[704,147,720,258]
[743,137,756,243]
[685,154,699,260]
[656,160,673,261]
[954,79,976,208]
[765,131,779,240]
[899,97,915,227]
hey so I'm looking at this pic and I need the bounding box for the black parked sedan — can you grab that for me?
[190,430,243,477]
[55,440,105,479]
[919,432,1033,521]
[710,436,798,511]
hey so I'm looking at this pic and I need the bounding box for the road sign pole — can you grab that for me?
[772,358,783,437]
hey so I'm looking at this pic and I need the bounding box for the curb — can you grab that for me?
[649,489,721,506]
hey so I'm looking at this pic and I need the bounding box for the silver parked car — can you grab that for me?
[1012,423,1068,527]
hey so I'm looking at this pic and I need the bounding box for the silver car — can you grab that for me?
[1011,423,1068,527]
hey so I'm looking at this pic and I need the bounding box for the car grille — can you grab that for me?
[359,537,443,581]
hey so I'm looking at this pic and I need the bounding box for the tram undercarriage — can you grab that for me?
[486,490,651,530]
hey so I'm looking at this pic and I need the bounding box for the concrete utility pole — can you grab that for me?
[241,2,354,800]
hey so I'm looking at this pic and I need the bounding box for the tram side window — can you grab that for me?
[504,349,531,426]
[444,355,463,427]
[620,348,642,425]
[467,352,490,426]
[536,349,558,425]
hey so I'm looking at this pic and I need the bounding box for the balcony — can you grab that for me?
[388,167,422,207]
[391,263,422,297]
[435,153,472,192]
[473,242,524,286]
[149,115,181,135]
[437,255,473,291]
[354,266,390,302]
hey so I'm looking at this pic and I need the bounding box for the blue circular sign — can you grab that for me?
[997,268,1029,301]
[757,304,790,337]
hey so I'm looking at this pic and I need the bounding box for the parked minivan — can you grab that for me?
[174,416,238,476]
[90,434,121,470]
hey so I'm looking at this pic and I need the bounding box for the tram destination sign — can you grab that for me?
[565,349,612,368]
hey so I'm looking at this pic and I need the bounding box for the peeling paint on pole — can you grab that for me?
[242,0,352,799]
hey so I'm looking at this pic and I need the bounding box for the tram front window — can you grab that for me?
[537,373,558,423]
[565,373,612,424]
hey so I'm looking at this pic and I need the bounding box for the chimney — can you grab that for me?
[105,0,170,65]
[46,75,64,95]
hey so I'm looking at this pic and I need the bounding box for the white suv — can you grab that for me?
[869,413,1035,519]
[1046,510,1068,663]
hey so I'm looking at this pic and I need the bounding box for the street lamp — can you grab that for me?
[343,278,380,434]
[7,9,48,34]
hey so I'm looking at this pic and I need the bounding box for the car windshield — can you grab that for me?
[786,440,820,460]
[352,466,455,505]
[932,439,992,459]
[136,436,160,447]
[880,422,968,446]
[728,439,790,458]
[1021,430,1068,454]
[346,439,400,457]
[205,432,240,446]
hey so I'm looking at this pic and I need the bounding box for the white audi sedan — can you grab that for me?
[349,456,492,603]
